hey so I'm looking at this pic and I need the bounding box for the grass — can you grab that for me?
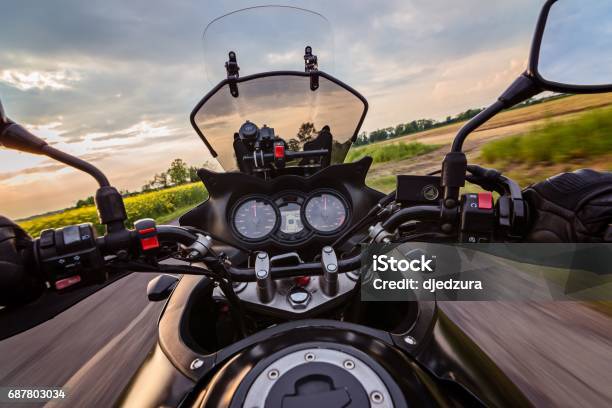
[19,183,207,238]
[481,106,612,165]
[347,141,440,164]
[366,175,397,193]
[155,203,198,224]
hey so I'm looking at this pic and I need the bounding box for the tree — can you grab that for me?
[188,166,199,182]
[287,138,301,151]
[167,158,189,185]
[152,172,168,189]
[296,122,317,144]
[75,196,94,208]
[354,132,369,146]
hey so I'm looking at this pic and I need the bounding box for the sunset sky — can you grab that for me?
[0,0,542,219]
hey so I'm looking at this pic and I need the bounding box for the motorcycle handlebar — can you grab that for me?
[227,254,362,282]
[134,224,362,281]
[33,183,524,292]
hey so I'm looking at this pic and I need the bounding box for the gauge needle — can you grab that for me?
[252,202,260,226]
[322,196,328,219]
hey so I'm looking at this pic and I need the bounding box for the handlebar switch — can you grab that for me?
[134,218,159,252]
[37,223,105,291]
[320,246,339,296]
[460,193,495,243]
[273,141,286,169]
[255,251,275,303]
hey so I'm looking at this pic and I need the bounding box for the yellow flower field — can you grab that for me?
[19,183,208,238]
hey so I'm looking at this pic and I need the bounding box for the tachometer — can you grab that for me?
[303,192,348,233]
[232,198,278,240]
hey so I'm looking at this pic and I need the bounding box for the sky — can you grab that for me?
[0,0,543,219]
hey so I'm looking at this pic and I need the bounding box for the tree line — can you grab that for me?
[354,107,485,146]
[75,159,211,208]
[354,95,569,147]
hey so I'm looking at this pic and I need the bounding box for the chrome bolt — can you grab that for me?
[258,252,267,259]
[371,391,384,404]
[304,352,316,362]
[404,335,417,345]
[190,358,204,370]
[343,360,355,370]
[267,369,279,380]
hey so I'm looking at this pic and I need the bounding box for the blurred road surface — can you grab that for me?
[0,272,611,407]
[441,301,612,407]
[0,273,163,407]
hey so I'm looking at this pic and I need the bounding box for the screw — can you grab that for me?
[190,358,204,370]
[267,369,279,380]
[258,252,267,259]
[343,360,355,370]
[304,352,316,362]
[404,335,417,345]
[371,391,384,404]
[327,263,337,272]
[256,269,268,279]
[323,246,333,254]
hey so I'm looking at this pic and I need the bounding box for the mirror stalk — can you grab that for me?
[442,73,541,208]
[0,115,128,234]
[1,122,111,187]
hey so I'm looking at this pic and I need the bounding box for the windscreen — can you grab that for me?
[195,6,366,170]
[202,6,335,84]
[192,74,367,170]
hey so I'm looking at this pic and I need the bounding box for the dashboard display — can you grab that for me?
[232,198,278,240]
[303,192,348,233]
[279,202,304,234]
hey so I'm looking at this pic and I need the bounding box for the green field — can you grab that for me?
[346,141,440,164]
[481,106,612,165]
[19,183,207,238]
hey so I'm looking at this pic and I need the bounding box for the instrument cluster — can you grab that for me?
[230,189,350,243]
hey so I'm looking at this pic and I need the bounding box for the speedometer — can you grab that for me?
[303,192,348,233]
[232,198,278,240]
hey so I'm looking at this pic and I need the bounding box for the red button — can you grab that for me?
[141,236,160,250]
[477,192,493,209]
[55,275,81,290]
[294,276,310,287]
[274,144,285,159]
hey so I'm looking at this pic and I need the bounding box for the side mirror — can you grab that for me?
[147,274,179,301]
[529,0,612,93]
[0,99,7,125]
[444,0,612,206]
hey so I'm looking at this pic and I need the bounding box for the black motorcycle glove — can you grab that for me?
[0,216,44,306]
[522,169,612,242]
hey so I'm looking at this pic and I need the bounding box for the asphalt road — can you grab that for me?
[0,273,611,407]
[0,273,164,407]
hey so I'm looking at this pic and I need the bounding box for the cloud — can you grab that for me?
[89,120,176,142]
[0,163,67,182]
[0,69,81,91]
[0,0,545,218]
